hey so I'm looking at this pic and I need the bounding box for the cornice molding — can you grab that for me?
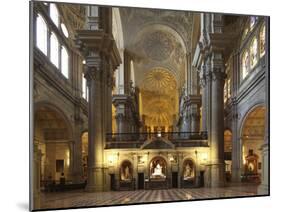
[75,30,122,70]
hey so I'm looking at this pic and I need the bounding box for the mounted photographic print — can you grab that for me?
[30,0,270,211]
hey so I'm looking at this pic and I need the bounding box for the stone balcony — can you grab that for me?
[105,131,208,149]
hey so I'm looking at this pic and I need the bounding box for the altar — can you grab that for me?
[145,178,169,190]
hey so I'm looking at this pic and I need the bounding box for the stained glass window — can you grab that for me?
[250,38,258,68]
[242,51,249,79]
[260,24,266,57]
[36,14,47,55]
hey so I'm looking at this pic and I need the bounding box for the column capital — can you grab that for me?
[75,30,121,70]
[84,66,100,84]
[211,70,227,82]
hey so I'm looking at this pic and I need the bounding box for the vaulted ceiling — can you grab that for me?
[119,7,194,88]
[242,106,265,139]
[118,7,196,128]
[35,106,70,141]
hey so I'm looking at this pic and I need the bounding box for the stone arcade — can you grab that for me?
[31,2,269,210]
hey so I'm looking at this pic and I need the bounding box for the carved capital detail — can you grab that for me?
[211,70,227,82]
[84,66,100,85]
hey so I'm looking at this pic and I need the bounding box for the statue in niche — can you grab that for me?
[124,166,130,179]
[183,161,194,180]
[245,149,258,175]
[121,162,132,181]
[150,159,166,179]
[152,164,162,176]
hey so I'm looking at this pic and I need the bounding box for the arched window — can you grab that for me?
[250,38,258,68]
[50,33,59,68]
[224,77,231,103]
[130,60,135,87]
[36,14,47,55]
[50,3,59,27]
[61,46,69,78]
[82,74,88,101]
[61,23,69,38]
[242,50,249,80]
[260,24,266,57]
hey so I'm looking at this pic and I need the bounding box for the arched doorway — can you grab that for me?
[241,106,265,183]
[34,104,72,187]
[224,129,232,181]
[81,131,88,181]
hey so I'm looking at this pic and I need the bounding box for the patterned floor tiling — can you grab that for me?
[39,184,264,210]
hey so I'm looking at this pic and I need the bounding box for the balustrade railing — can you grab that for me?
[106,131,208,143]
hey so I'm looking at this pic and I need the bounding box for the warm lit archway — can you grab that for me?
[34,104,72,185]
[241,106,265,182]
[140,68,178,132]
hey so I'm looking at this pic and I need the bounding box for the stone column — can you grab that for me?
[106,63,114,134]
[230,51,241,182]
[84,56,104,192]
[113,95,130,134]
[231,104,242,182]
[208,52,226,187]
[115,113,126,134]
[75,6,121,192]
[187,95,201,134]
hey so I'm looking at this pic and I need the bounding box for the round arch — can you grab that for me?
[240,104,265,181]
[34,101,73,140]
[149,156,167,179]
[34,101,74,182]
[239,103,265,137]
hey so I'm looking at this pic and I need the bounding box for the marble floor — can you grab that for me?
[38,183,267,210]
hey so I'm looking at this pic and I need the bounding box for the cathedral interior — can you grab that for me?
[31,1,269,210]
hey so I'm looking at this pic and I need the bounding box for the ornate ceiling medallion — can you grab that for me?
[143,31,174,61]
[142,68,177,93]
